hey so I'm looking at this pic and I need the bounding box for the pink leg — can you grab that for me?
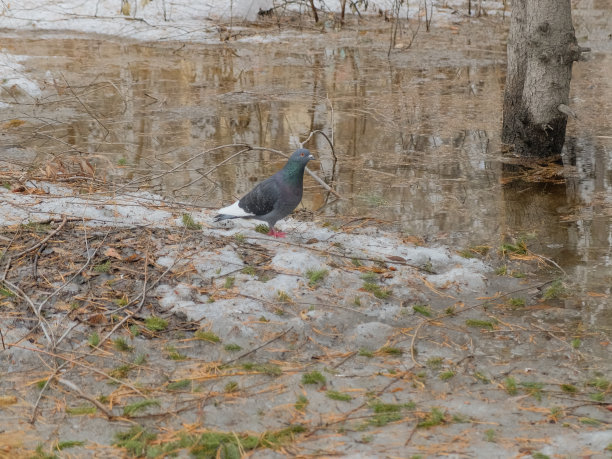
[267,228,286,238]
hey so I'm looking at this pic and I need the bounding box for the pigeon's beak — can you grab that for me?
[308,154,315,160]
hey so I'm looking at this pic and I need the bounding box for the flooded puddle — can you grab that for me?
[1,19,611,333]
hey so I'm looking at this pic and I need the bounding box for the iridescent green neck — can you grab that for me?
[282,160,306,184]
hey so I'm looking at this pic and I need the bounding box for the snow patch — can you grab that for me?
[0,50,42,103]
[0,0,485,44]
[270,248,326,273]
[194,247,244,280]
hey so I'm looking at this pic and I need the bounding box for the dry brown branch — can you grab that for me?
[404,423,419,446]
[117,143,249,191]
[0,230,20,281]
[222,327,294,366]
[174,147,252,197]
[245,235,426,271]
[13,215,68,260]
[308,0,319,22]
[531,252,567,275]
[1,278,54,346]
[166,143,342,201]
[410,319,427,367]
[332,351,357,369]
[1,257,12,281]
[57,378,115,419]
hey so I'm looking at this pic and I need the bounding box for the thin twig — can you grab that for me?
[11,343,146,396]
[61,72,110,138]
[531,252,567,276]
[57,378,115,419]
[29,368,55,424]
[332,351,358,369]
[249,146,343,199]
[54,322,81,348]
[1,257,12,282]
[222,327,293,366]
[2,278,54,346]
[404,423,419,446]
[308,0,319,22]
[301,129,340,195]
[306,370,410,437]
[244,235,427,271]
[0,229,20,281]
[13,214,68,260]
[407,279,557,366]
[410,320,427,367]
[98,232,175,318]
[36,229,110,318]
[117,143,250,192]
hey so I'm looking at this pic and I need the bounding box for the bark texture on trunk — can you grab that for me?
[502,0,587,157]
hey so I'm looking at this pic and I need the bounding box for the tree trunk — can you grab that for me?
[502,0,588,158]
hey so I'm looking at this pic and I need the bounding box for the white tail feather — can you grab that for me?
[218,200,254,218]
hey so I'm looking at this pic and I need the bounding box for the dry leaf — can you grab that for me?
[0,395,18,406]
[52,77,66,96]
[45,163,58,179]
[121,0,130,15]
[88,314,107,325]
[1,119,26,129]
[51,247,71,256]
[78,158,95,177]
[587,292,607,297]
[104,247,122,260]
[402,236,424,245]
[25,187,47,195]
[386,255,406,263]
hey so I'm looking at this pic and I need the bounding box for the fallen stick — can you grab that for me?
[12,214,68,260]
[222,327,293,366]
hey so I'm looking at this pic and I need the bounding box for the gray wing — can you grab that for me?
[238,176,281,217]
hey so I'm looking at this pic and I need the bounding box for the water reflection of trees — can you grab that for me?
[3,33,610,311]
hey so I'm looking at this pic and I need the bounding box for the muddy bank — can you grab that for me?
[1,181,611,457]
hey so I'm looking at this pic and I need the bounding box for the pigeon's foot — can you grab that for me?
[268,229,286,238]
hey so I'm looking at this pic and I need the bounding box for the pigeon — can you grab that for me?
[214,148,315,238]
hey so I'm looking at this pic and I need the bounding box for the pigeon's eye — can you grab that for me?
[300,153,304,157]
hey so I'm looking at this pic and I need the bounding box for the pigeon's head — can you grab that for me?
[290,148,315,165]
